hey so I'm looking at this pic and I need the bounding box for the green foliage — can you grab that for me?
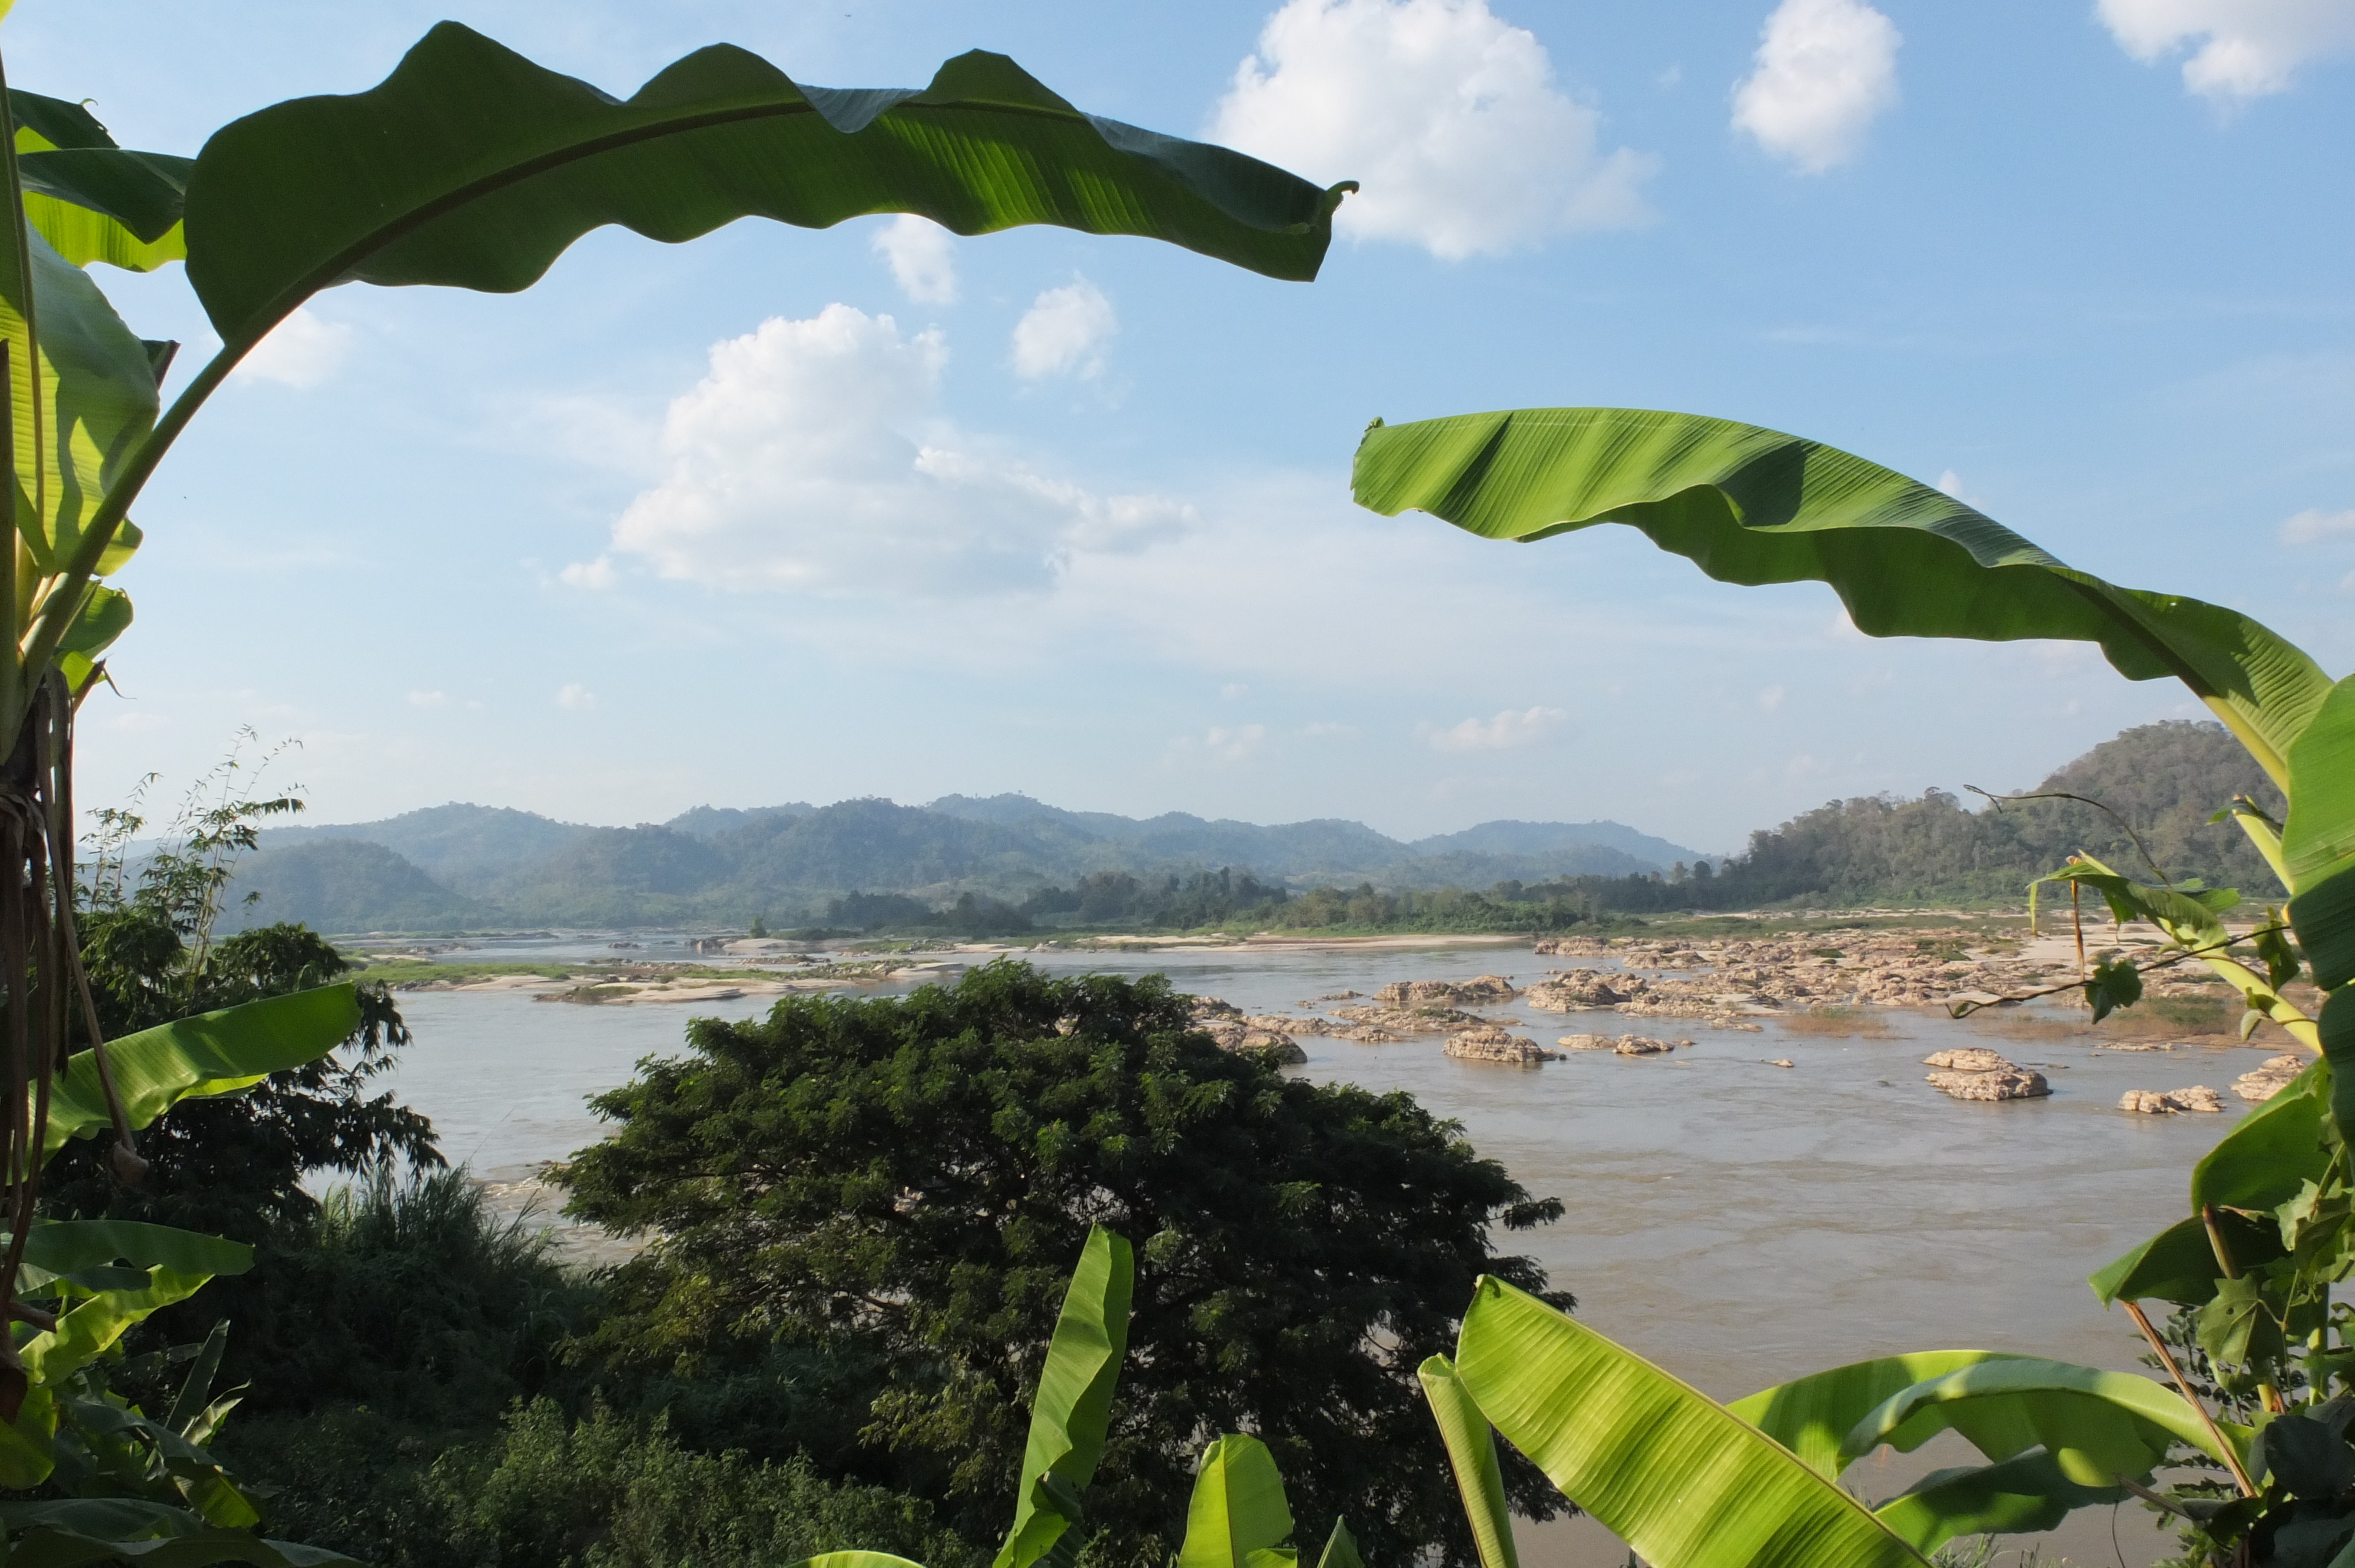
[236,1400,984,1568]
[558,962,1567,1568]
[223,1167,596,1429]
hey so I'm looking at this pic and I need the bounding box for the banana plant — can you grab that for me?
[1434,1277,2247,1567]
[0,988,363,1565]
[797,1228,1364,1568]
[1354,406,2353,1563]
[0,24,1344,1559]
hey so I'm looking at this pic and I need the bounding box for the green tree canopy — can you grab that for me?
[558,962,1568,1568]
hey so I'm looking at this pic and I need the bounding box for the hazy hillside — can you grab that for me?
[225,788,1701,931]
[262,803,591,889]
[1410,819,1700,867]
[1707,721,2281,907]
[224,725,2273,931]
[220,840,490,934]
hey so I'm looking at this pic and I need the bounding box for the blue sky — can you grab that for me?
[15,0,2353,853]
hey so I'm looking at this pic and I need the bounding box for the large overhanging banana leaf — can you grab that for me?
[1452,1276,1932,1568]
[42,983,361,1160]
[1349,408,2331,792]
[994,1226,1134,1568]
[181,23,1349,370]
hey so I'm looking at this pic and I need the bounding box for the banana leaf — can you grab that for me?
[2190,1057,2330,1214]
[789,1558,927,1568]
[1845,1358,2246,1487]
[8,88,188,271]
[1726,1351,2025,1476]
[2089,1211,2286,1308]
[993,1226,1134,1568]
[1178,1434,1298,1568]
[2283,677,2355,896]
[0,1514,359,1567]
[2321,992,2355,1148]
[43,983,361,1159]
[1418,1354,1520,1568]
[1350,408,2331,789]
[183,23,1351,361]
[14,1222,250,1289]
[2286,676,2355,989]
[1452,1275,1931,1568]
[0,221,155,593]
[1314,1520,1362,1568]
[1870,1450,2124,1554]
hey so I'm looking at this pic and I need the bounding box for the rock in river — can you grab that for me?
[1927,1067,2050,1101]
[2234,1054,2308,1102]
[2119,1086,2224,1114]
[1444,1026,1558,1065]
[1923,1048,2013,1074]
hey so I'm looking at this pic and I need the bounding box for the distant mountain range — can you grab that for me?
[220,795,1703,934]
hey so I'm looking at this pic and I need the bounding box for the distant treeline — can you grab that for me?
[810,722,2284,934]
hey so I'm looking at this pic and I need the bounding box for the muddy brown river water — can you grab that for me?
[379,937,2283,1567]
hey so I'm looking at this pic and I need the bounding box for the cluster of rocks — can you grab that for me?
[1922,1047,2050,1102]
[1557,1033,1691,1055]
[1523,968,1764,1030]
[1186,997,1308,1064]
[2235,1054,2308,1102]
[1443,1026,1558,1065]
[1533,928,2212,1014]
[1378,975,1518,1006]
[1326,1002,1494,1037]
[2119,1086,2225,1114]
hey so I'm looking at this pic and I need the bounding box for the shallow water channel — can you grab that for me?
[379,936,2273,1567]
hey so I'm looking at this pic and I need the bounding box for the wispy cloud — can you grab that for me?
[1425,705,1567,751]
[2281,507,2355,545]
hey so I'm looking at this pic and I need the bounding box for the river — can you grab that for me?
[378,935,2266,1567]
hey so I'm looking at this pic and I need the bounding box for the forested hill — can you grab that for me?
[226,794,1695,932]
[1699,720,2283,908]
[214,720,2274,932]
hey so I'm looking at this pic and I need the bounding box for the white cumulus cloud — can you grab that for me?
[1732,0,1902,172]
[1426,705,1566,751]
[1208,0,1657,259]
[1011,280,1116,380]
[2098,0,2355,101]
[559,556,618,590]
[607,304,1188,595]
[234,306,353,388]
[872,214,958,305]
[556,683,597,712]
[407,690,447,709]
[2283,507,2355,544]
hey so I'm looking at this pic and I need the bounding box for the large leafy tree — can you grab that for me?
[559,961,1567,1568]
